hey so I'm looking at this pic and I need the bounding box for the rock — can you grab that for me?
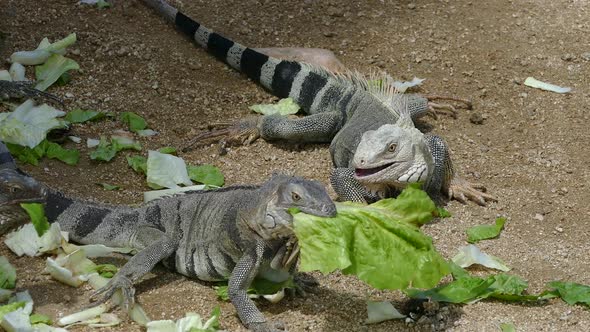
[469,112,484,125]
[534,213,544,221]
[408,3,416,9]
[581,52,590,61]
[561,54,575,61]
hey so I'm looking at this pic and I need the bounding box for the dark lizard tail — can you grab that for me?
[142,0,304,99]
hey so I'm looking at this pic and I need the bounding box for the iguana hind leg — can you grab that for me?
[184,111,344,151]
[0,80,63,106]
[424,94,473,119]
[447,178,497,206]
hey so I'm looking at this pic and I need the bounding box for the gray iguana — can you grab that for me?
[141,0,494,206]
[0,80,63,105]
[0,141,47,234]
[7,171,335,331]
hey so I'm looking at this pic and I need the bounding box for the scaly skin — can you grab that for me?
[39,174,335,332]
[141,0,489,206]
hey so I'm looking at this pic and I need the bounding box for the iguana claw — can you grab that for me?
[448,177,497,206]
[183,117,260,152]
[248,321,286,332]
[89,274,136,311]
[289,273,319,297]
[425,95,473,119]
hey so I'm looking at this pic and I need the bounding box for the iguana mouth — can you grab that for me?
[355,162,394,177]
[0,196,46,207]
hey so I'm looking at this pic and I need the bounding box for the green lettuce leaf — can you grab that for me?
[294,185,449,290]
[406,273,539,304]
[127,155,147,175]
[0,302,25,321]
[29,313,52,325]
[547,281,590,307]
[452,244,510,272]
[35,54,79,91]
[120,112,147,133]
[249,98,300,116]
[146,150,192,189]
[0,257,16,289]
[97,183,120,191]
[500,322,516,332]
[45,141,79,165]
[64,109,106,123]
[187,165,224,187]
[0,100,65,148]
[158,147,177,155]
[466,217,506,243]
[89,137,117,162]
[19,203,50,236]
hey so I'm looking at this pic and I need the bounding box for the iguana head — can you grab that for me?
[0,142,46,206]
[0,168,47,207]
[352,121,433,189]
[259,174,336,239]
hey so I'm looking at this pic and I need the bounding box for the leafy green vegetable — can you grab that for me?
[19,203,50,236]
[187,165,224,187]
[158,147,177,155]
[500,322,516,332]
[111,135,142,151]
[7,140,78,166]
[45,141,79,165]
[452,245,510,272]
[89,137,117,162]
[405,275,495,304]
[294,185,449,290]
[0,302,25,321]
[467,217,507,243]
[97,0,112,9]
[35,54,79,91]
[92,264,118,278]
[547,281,590,308]
[406,273,539,304]
[147,151,192,189]
[365,301,405,324]
[249,98,300,116]
[120,112,147,133]
[0,257,16,289]
[127,155,147,175]
[0,100,65,148]
[29,313,52,325]
[97,183,120,191]
[64,109,105,123]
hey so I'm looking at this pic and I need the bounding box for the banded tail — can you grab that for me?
[143,0,341,113]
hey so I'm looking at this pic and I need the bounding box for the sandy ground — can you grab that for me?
[1,0,590,331]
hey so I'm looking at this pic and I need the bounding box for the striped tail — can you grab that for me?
[142,0,305,99]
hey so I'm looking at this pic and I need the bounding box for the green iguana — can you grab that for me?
[141,0,495,206]
[1,167,336,331]
[0,141,47,234]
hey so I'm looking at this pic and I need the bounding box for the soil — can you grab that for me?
[1,0,590,331]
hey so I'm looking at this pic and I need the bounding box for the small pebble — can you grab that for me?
[407,3,416,9]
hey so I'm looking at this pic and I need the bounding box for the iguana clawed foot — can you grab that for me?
[248,320,286,332]
[183,117,261,152]
[448,178,497,206]
[289,273,319,297]
[0,80,64,106]
[89,274,136,311]
[425,95,473,119]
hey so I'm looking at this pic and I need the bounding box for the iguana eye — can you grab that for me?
[8,186,19,193]
[291,192,301,201]
[388,143,397,152]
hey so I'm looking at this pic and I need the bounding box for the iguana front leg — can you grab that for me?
[229,241,283,332]
[330,167,387,203]
[184,111,344,151]
[90,227,180,309]
[425,135,496,205]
